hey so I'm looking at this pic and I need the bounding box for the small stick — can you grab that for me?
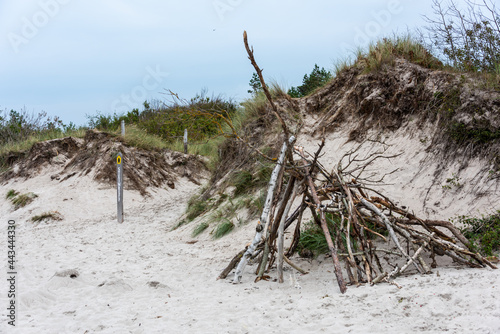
[371,272,388,285]
[284,256,308,275]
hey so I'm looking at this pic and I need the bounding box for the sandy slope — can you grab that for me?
[1,166,499,334]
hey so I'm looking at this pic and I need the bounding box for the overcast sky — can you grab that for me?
[1,0,436,126]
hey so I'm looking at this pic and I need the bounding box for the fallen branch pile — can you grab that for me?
[217,31,497,294]
[219,139,497,293]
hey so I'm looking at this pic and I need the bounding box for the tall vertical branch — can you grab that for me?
[243,31,290,141]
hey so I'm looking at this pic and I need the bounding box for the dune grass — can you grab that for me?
[0,128,86,168]
[6,189,19,199]
[10,192,38,210]
[212,219,234,239]
[356,35,444,73]
[119,124,170,151]
[192,222,209,237]
[31,211,63,223]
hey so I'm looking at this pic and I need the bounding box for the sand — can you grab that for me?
[1,162,499,334]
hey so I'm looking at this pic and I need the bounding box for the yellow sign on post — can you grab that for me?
[117,153,123,223]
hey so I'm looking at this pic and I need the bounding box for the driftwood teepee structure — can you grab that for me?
[218,31,497,294]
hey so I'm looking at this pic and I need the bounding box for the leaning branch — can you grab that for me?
[243,30,290,140]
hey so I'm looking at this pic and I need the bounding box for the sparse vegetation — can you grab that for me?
[231,170,254,196]
[171,219,188,231]
[9,192,38,210]
[357,35,443,73]
[0,108,85,170]
[192,222,209,237]
[6,189,18,199]
[298,222,330,256]
[298,214,360,258]
[31,211,63,223]
[457,211,500,256]
[186,197,208,222]
[212,219,234,239]
[422,0,500,73]
[121,124,170,151]
[442,173,463,190]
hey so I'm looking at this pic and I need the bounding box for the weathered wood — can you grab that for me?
[389,238,430,278]
[284,256,308,275]
[232,136,295,283]
[361,198,424,274]
[218,248,246,280]
[297,145,347,294]
[257,162,296,279]
[183,129,188,154]
[278,184,298,283]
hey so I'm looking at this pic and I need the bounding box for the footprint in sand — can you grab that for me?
[46,269,88,290]
[97,278,134,293]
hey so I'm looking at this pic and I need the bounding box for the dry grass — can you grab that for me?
[31,211,63,223]
[357,35,443,73]
[10,192,38,210]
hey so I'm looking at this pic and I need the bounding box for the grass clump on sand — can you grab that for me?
[212,219,234,239]
[186,196,208,222]
[5,189,19,199]
[31,211,63,223]
[192,222,209,237]
[8,191,38,210]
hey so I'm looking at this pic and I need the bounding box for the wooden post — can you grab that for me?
[117,153,123,223]
[121,120,125,136]
[183,129,188,154]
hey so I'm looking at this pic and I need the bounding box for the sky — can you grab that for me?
[0,0,437,126]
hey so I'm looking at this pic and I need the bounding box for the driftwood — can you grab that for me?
[218,31,496,293]
[232,136,295,284]
[220,138,497,292]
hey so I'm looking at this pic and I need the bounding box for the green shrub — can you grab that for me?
[298,213,359,257]
[298,222,330,255]
[457,211,500,256]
